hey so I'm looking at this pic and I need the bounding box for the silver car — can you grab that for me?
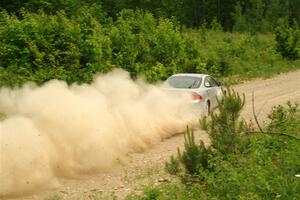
[164,73,224,116]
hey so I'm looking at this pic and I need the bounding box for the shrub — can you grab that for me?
[0,10,114,86]
[208,88,247,154]
[178,128,213,177]
[162,92,300,199]
[267,101,300,135]
[0,8,299,88]
[165,89,248,183]
[108,9,185,80]
[165,155,181,175]
[275,18,300,60]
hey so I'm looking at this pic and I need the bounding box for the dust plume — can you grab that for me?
[0,69,200,197]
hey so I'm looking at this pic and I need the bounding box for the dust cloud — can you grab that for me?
[0,69,200,197]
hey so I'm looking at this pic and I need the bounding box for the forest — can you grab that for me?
[0,0,299,86]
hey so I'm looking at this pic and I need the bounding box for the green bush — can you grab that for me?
[157,94,300,200]
[0,9,113,86]
[267,101,299,133]
[126,182,207,200]
[275,18,300,60]
[165,155,181,175]
[109,9,186,81]
[209,89,248,154]
[165,89,248,183]
[0,8,299,88]
[194,30,291,79]
[178,128,213,177]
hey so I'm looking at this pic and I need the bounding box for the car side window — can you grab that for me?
[204,77,211,87]
[209,77,219,87]
[204,76,218,87]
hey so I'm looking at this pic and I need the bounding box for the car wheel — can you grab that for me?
[203,101,210,117]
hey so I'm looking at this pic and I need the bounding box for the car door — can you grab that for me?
[203,76,219,109]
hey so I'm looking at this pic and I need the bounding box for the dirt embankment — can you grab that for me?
[2,70,300,200]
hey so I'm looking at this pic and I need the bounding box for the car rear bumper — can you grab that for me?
[191,100,208,117]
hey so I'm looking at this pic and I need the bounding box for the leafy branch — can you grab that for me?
[251,92,300,141]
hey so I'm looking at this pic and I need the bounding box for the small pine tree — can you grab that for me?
[165,88,250,182]
[178,127,213,175]
[208,88,246,154]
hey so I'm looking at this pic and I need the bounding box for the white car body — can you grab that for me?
[164,73,224,116]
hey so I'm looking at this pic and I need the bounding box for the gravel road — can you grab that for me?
[6,70,300,200]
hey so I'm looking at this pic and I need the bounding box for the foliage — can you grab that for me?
[232,0,296,33]
[133,93,300,199]
[1,6,300,87]
[108,9,185,81]
[209,88,247,154]
[0,9,113,86]
[0,1,299,199]
[0,0,300,33]
[267,101,300,134]
[165,155,180,175]
[126,183,207,200]
[165,89,247,183]
[181,29,300,81]
[275,18,300,60]
[177,128,214,179]
[0,9,208,86]
[1,0,300,32]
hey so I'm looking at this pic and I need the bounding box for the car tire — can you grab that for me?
[203,101,210,117]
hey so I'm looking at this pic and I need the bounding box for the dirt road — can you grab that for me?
[6,70,300,200]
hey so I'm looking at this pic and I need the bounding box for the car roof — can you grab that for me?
[169,73,208,78]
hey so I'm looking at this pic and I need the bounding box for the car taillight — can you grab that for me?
[191,92,203,101]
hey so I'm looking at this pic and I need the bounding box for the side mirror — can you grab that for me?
[218,82,224,86]
[204,82,211,87]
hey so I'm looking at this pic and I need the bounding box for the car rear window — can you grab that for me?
[167,76,202,89]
